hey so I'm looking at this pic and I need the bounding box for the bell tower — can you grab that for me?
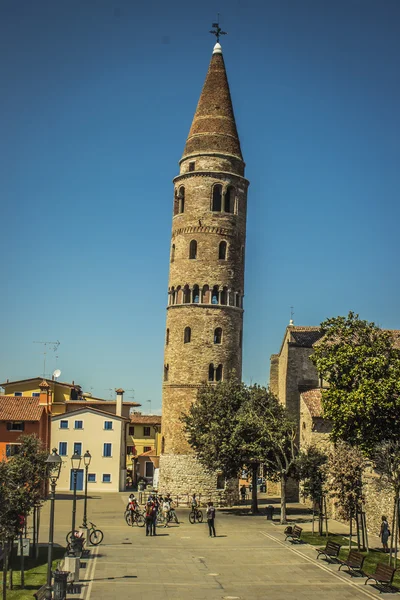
[159,41,249,500]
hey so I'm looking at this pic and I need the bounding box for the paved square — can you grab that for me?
[39,493,382,599]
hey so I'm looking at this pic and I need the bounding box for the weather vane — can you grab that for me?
[210,14,227,43]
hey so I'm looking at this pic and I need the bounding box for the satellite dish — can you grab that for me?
[53,369,61,379]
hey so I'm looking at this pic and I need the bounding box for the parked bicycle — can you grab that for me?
[124,509,145,527]
[66,521,103,546]
[189,507,203,524]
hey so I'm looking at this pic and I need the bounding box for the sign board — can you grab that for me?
[17,538,30,557]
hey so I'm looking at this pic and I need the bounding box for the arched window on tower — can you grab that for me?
[178,186,185,213]
[224,186,235,213]
[164,364,169,381]
[218,241,227,260]
[161,436,165,454]
[211,286,219,305]
[220,287,228,305]
[166,328,169,345]
[183,285,191,304]
[212,185,222,211]
[176,285,182,304]
[171,244,175,263]
[215,364,223,382]
[189,240,197,259]
[208,363,215,381]
[184,327,191,344]
[202,285,210,303]
[193,284,200,303]
[173,191,179,216]
[214,327,222,344]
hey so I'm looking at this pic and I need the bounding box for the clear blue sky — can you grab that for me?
[1,0,400,410]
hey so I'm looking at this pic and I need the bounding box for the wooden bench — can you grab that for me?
[338,549,365,576]
[316,541,342,562]
[364,563,396,593]
[284,525,303,543]
[33,584,47,600]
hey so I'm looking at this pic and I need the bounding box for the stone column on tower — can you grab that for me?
[159,42,249,502]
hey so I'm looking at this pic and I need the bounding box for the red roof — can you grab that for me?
[0,377,81,389]
[130,413,161,425]
[0,396,45,421]
[300,389,323,418]
[137,449,156,457]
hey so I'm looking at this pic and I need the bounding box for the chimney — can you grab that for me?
[39,380,51,412]
[115,388,124,417]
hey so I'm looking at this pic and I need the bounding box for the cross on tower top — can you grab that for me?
[209,15,227,43]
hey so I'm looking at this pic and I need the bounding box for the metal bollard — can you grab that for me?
[53,570,69,600]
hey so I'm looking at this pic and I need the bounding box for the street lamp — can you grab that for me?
[44,448,62,600]
[70,451,82,540]
[81,450,91,528]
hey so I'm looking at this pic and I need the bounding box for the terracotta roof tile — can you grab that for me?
[130,413,161,425]
[138,449,156,457]
[300,389,323,418]
[0,396,45,421]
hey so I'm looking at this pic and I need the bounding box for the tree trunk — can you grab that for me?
[280,474,286,524]
[390,495,396,566]
[318,498,323,536]
[349,516,353,551]
[2,539,8,600]
[19,532,24,589]
[312,506,315,536]
[394,491,399,567]
[323,496,329,538]
[251,463,259,513]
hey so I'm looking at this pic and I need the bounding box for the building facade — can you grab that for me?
[159,42,249,499]
[51,407,128,492]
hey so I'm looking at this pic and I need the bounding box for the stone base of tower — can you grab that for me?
[158,453,238,506]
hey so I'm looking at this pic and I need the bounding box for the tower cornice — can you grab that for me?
[179,151,245,167]
[173,170,249,187]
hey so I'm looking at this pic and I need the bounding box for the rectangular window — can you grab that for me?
[6,444,21,457]
[189,161,195,172]
[88,473,96,483]
[74,442,82,455]
[104,421,113,430]
[128,426,134,435]
[143,426,151,436]
[145,461,154,478]
[102,474,111,483]
[59,442,67,456]
[7,422,25,432]
[103,443,112,457]
[32,392,40,397]
[74,420,83,429]
[14,392,23,397]
[60,420,68,429]
[143,446,152,452]
[127,446,134,455]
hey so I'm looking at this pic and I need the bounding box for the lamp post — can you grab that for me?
[81,451,91,529]
[44,448,62,600]
[70,452,82,538]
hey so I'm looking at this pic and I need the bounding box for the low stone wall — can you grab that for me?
[158,453,238,506]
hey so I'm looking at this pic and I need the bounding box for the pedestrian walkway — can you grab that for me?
[38,493,386,600]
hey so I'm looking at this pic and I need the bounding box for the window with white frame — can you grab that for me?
[102,474,111,483]
[88,473,96,483]
[74,442,82,455]
[59,442,67,456]
[14,392,23,397]
[103,443,112,457]
[143,426,151,436]
[32,392,40,397]
[60,420,68,429]
[104,421,113,430]
[6,444,21,457]
[74,420,83,429]
[7,422,24,431]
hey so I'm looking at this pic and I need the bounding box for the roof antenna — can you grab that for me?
[210,14,227,42]
[289,306,295,326]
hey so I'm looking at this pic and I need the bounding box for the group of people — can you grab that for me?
[127,492,179,536]
[126,492,217,537]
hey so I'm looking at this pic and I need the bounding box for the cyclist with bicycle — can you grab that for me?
[166,493,179,524]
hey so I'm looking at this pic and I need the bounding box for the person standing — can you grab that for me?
[380,515,390,553]
[145,502,154,536]
[206,502,216,537]
[240,485,246,503]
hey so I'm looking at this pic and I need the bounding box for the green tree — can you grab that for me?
[323,440,366,550]
[293,446,328,535]
[182,379,298,519]
[310,312,400,455]
[373,440,400,566]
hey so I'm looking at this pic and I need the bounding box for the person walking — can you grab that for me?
[206,502,216,537]
[145,502,155,536]
[380,515,390,553]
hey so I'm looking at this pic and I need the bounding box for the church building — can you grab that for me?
[159,40,249,500]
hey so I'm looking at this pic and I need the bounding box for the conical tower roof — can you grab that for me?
[182,43,243,162]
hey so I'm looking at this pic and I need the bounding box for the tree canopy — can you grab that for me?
[311,311,400,454]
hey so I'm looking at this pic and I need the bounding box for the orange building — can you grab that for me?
[0,381,51,459]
